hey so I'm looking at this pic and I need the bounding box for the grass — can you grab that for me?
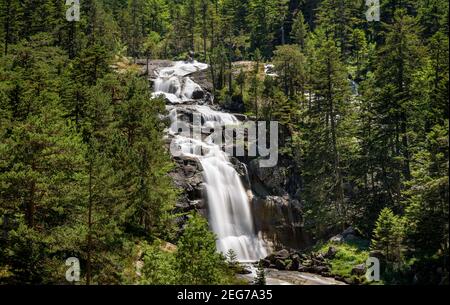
[314,239,371,284]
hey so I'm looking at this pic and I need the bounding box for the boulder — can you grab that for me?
[192,89,205,100]
[190,68,213,93]
[342,227,359,242]
[233,114,248,121]
[351,264,367,276]
[298,265,310,272]
[316,253,325,262]
[330,234,344,244]
[260,259,271,268]
[311,265,330,275]
[344,234,358,242]
[291,254,301,265]
[236,267,252,275]
[342,227,356,237]
[325,247,338,259]
[274,249,290,260]
[275,259,287,271]
[289,258,299,271]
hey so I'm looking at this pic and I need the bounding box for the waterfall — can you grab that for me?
[153,61,267,261]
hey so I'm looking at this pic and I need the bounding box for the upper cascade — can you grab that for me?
[152,61,209,104]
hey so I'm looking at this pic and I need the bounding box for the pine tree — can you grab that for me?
[404,123,449,277]
[0,0,23,56]
[369,10,426,200]
[248,49,263,119]
[254,262,266,285]
[371,208,404,263]
[226,249,238,269]
[291,10,308,51]
[176,214,230,285]
[316,0,362,57]
[273,44,306,98]
[303,33,352,233]
[247,0,288,58]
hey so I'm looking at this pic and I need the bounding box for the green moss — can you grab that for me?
[316,240,370,284]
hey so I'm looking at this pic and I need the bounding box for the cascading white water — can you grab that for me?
[154,60,267,261]
[153,61,208,104]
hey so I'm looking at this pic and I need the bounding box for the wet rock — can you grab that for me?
[253,196,304,250]
[230,158,250,184]
[260,259,271,268]
[192,89,205,100]
[170,156,205,213]
[190,68,213,93]
[233,114,248,121]
[141,59,173,78]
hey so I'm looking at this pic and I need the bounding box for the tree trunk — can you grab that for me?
[86,159,93,285]
[327,58,345,229]
[26,182,35,228]
[4,0,11,56]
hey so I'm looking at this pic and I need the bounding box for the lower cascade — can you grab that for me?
[153,60,267,261]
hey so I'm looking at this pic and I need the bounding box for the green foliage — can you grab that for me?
[176,214,232,285]
[318,241,369,283]
[291,11,308,50]
[140,241,177,285]
[371,208,404,263]
[254,263,266,285]
[247,0,288,58]
[273,45,306,98]
[226,249,238,269]
[0,40,177,284]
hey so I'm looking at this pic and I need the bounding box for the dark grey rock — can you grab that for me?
[275,259,287,271]
[351,264,367,276]
[192,89,205,100]
[325,246,338,259]
[274,249,290,260]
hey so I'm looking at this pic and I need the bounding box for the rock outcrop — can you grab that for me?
[261,249,332,277]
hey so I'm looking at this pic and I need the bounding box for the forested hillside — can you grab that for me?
[0,0,448,285]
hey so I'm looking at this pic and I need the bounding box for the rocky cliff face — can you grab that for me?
[248,157,309,250]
